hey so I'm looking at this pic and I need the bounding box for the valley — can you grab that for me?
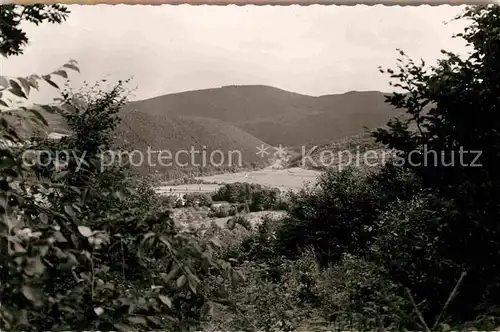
[155,166,322,195]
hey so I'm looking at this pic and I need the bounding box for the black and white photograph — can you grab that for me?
[1,3,500,331]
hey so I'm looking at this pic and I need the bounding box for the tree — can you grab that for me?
[373,4,500,321]
[1,5,239,331]
[0,4,70,57]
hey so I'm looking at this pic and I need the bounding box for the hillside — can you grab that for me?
[2,106,70,139]
[5,85,402,176]
[123,85,314,122]
[287,131,386,170]
[116,110,270,174]
[125,85,401,147]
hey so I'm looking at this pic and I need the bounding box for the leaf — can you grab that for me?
[29,109,49,126]
[201,301,214,317]
[53,170,69,181]
[176,275,186,288]
[25,257,46,276]
[146,316,161,325]
[52,69,68,79]
[27,75,40,90]
[115,190,125,201]
[64,205,75,217]
[94,307,104,316]
[0,76,9,89]
[18,77,31,95]
[188,277,197,294]
[9,80,27,99]
[159,235,173,252]
[13,242,26,253]
[42,75,59,89]
[127,316,148,326]
[62,63,80,73]
[208,236,221,248]
[161,265,180,284]
[53,231,68,243]
[0,193,7,209]
[159,295,172,308]
[28,74,41,81]
[38,104,56,114]
[113,323,137,332]
[78,225,92,237]
[38,213,49,223]
[21,285,42,305]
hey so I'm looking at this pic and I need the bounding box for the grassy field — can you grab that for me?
[155,167,322,195]
[196,167,321,190]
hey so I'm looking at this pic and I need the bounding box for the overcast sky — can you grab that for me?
[3,5,469,101]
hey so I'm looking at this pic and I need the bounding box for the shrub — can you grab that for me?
[208,204,238,218]
[212,182,282,211]
[371,193,468,323]
[372,5,500,321]
[184,192,213,207]
[0,63,238,330]
[315,254,414,331]
[227,214,252,231]
[205,254,316,332]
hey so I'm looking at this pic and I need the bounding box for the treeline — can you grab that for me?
[150,162,265,183]
[160,182,287,216]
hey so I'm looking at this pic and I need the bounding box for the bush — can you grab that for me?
[0,68,239,331]
[226,214,283,263]
[184,192,213,207]
[315,254,413,331]
[371,193,468,323]
[227,214,252,231]
[371,5,500,322]
[274,166,418,265]
[212,182,282,212]
[205,253,317,332]
[208,204,237,218]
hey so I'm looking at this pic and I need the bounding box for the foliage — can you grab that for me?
[225,213,283,263]
[315,254,414,331]
[208,204,236,218]
[2,78,242,331]
[0,7,238,330]
[0,4,70,57]
[226,214,252,232]
[6,4,500,331]
[205,253,317,332]
[183,192,213,208]
[211,5,500,330]
[212,182,282,212]
[274,165,419,265]
[373,4,500,321]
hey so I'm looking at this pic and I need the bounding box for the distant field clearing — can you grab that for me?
[155,167,322,195]
[196,167,322,190]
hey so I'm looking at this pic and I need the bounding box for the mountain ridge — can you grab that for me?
[5,84,402,175]
[122,85,401,147]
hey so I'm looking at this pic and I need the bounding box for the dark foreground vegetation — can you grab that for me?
[2,4,500,331]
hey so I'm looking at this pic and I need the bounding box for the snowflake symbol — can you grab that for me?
[274,144,289,158]
[256,144,270,158]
